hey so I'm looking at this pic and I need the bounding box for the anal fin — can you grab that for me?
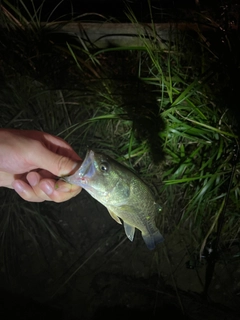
[124,222,135,241]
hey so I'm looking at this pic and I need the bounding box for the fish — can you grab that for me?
[63,150,164,250]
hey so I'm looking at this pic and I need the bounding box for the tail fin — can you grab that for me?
[142,230,164,250]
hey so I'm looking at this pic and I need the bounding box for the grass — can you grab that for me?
[0,0,240,300]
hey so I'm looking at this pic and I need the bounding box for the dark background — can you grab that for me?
[1,1,240,319]
[9,0,217,21]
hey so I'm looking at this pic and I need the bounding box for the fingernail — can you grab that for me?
[27,172,39,187]
[42,183,53,195]
[13,181,25,193]
[60,162,80,178]
[72,162,79,170]
[72,162,81,173]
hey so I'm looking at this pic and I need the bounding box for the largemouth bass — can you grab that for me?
[63,150,164,250]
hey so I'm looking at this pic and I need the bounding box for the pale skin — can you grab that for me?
[0,129,82,202]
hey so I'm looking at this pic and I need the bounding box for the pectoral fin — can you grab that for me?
[107,209,122,225]
[123,222,135,241]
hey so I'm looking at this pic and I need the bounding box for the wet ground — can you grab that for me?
[0,190,240,319]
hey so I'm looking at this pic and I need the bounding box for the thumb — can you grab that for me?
[32,147,81,177]
[48,153,81,177]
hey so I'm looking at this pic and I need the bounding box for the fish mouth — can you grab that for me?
[63,150,95,186]
[77,150,94,178]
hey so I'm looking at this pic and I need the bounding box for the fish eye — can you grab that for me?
[100,161,109,172]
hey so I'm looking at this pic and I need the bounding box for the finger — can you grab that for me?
[12,180,46,202]
[50,186,81,203]
[27,171,56,187]
[27,172,56,201]
[27,171,41,187]
[27,172,81,202]
[27,175,63,201]
[13,178,81,203]
[14,173,55,202]
[38,179,81,203]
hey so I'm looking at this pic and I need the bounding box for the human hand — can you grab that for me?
[0,129,82,202]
